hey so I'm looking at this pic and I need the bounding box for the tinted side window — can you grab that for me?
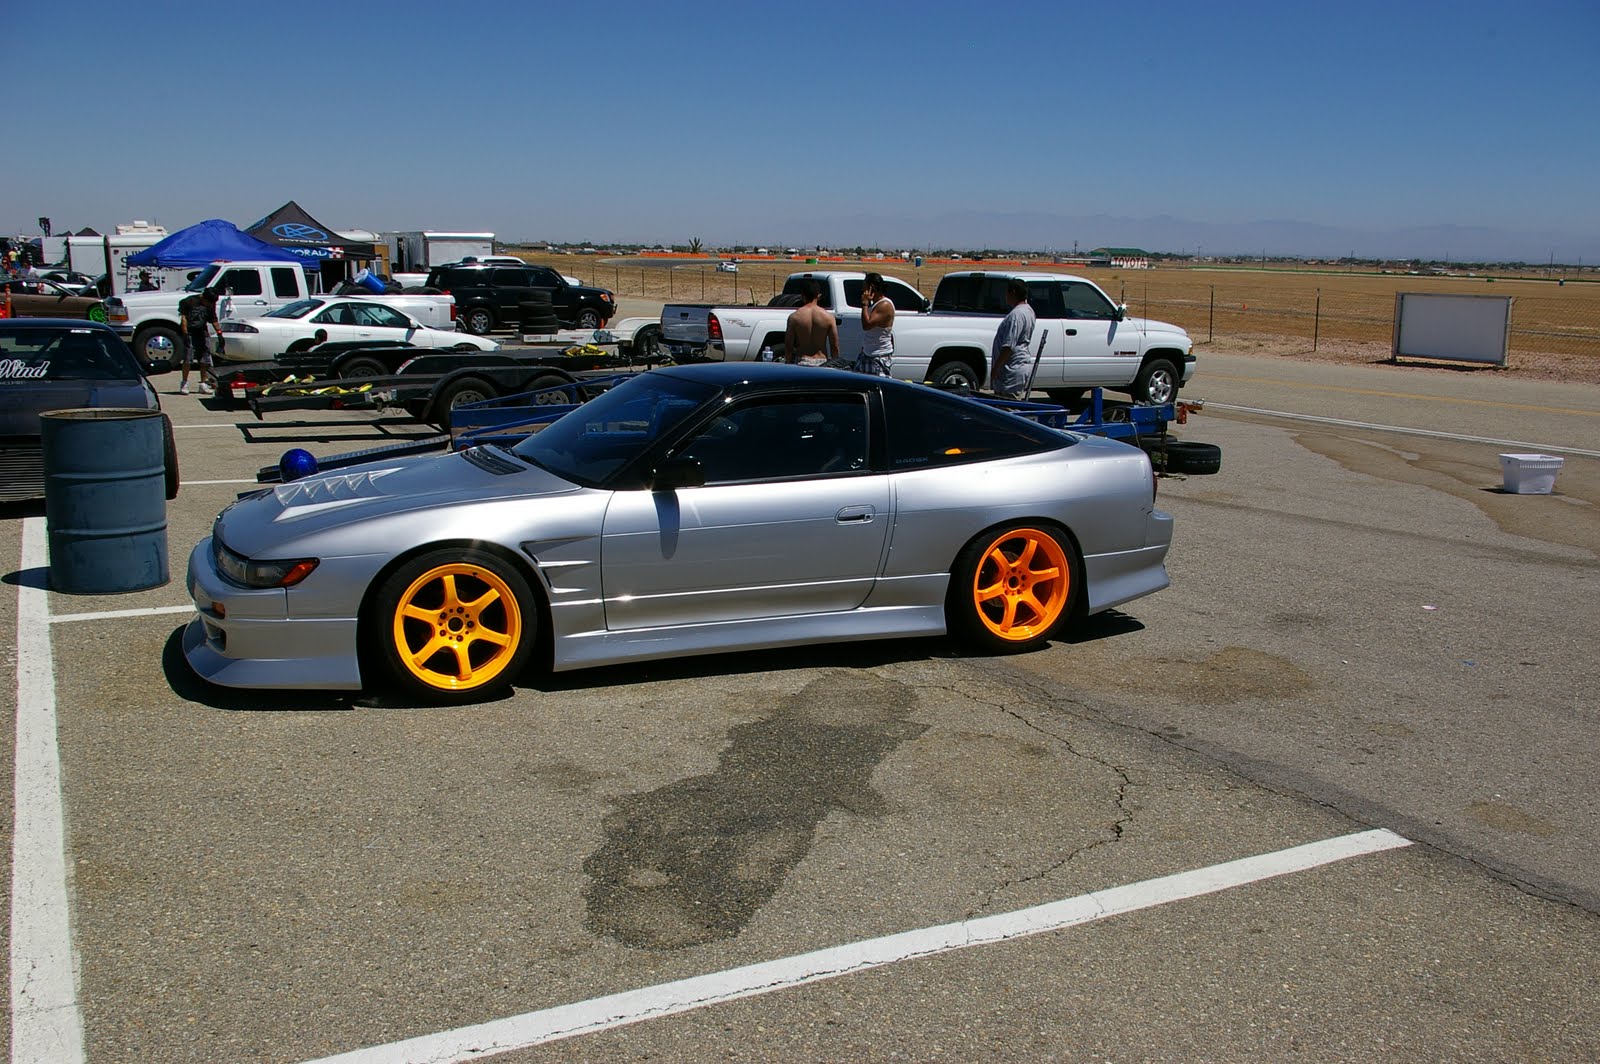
[779,275,833,309]
[885,280,925,312]
[1025,281,1067,319]
[841,279,864,307]
[491,268,530,286]
[675,395,869,483]
[932,275,977,312]
[884,386,1068,470]
[271,267,301,299]
[214,269,263,296]
[1061,282,1117,320]
[529,266,563,287]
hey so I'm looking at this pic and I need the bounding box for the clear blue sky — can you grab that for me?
[9,0,1598,261]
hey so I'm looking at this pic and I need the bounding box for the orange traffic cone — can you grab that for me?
[0,290,12,319]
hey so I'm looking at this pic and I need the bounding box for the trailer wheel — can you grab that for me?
[526,373,574,405]
[631,323,661,361]
[1151,440,1222,475]
[437,375,497,415]
[339,356,388,379]
[946,522,1078,654]
[928,358,982,391]
[463,307,495,335]
[1131,358,1180,405]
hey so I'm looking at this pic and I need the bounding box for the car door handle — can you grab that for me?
[836,505,875,523]
[252,299,269,305]
[1064,328,1077,336]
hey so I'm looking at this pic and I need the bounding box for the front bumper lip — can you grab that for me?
[183,537,364,691]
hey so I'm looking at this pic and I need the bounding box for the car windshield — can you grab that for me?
[183,265,220,293]
[509,371,720,486]
[0,327,141,381]
[265,299,323,320]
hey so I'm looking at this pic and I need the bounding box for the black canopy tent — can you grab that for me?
[245,201,377,289]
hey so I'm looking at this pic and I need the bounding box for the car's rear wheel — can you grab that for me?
[463,307,495,335]
[947,523,1078,654]
[928,358,982,391]
[161,414,180,500]
[373,548,535,702]
[631,323,661,361]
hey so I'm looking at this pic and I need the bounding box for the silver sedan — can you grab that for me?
[185,364,1172,703]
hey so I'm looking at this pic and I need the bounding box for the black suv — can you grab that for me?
[424,264,617,335]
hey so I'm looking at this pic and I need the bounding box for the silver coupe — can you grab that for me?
[185,363,1172,702]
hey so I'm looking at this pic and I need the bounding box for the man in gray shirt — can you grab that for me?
[988,278,1036,398]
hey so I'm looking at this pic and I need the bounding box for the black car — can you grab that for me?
[0,320,178,502]
[424,263,616,335]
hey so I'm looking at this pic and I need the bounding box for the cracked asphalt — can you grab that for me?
[2,349,1598,1062]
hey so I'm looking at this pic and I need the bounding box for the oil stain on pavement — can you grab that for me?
[583,670,927,950]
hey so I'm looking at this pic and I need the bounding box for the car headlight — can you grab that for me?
[213,536,318,588]
[219,322,259,334]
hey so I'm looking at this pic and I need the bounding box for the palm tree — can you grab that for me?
[688,238,703,255]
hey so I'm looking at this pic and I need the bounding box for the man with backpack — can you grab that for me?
[177,289,224,395]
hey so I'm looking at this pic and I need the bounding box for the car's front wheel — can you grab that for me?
[947,522,1078,654]
[372,548,535,702]
[1131,358,1179,405]
[575,308,603,329]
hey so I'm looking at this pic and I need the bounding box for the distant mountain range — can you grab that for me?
[745,210,1599,265]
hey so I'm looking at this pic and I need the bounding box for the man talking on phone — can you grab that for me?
[854,272,894,376]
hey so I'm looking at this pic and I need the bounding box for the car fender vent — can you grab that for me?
[461,446,523,475]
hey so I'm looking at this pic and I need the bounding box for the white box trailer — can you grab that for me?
[42,233,170,294]
[384,231,495,273]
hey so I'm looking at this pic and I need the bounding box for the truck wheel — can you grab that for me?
[463,307,495,335]
[1151,440,1222,475]
[370,547,536,702]
[946,522,1078,654]
[1131,358,1180,405]
[576,309,603,329]
[136,325,183,366]
[928,358,982,392]
[337,356,388,379]
[161,414,180,500]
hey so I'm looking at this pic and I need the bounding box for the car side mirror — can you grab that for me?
[1114,304,1127,321]
[651,456,705,492]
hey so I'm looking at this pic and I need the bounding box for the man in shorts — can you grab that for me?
[177,288,223,395]
[854,272,894,376]
[784,278,839,366]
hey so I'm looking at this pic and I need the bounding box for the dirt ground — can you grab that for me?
[1201,333,1600,385]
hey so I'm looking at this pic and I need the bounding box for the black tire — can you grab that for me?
[576,308,603,329]
[136,324,183,367]
[631,323,661,361]
[525,372,575,405]
[435,376,498,425]
[946,521,1080,654]
[462,307,496,335]
[1151,440,1222,475]
[286,338,315,355]
[338,356,388,379]
[1130,358,1180,405]
[160,414,180,500]
[1045,388,1084,406]
[928,358,983,391]
[370,547,536,702]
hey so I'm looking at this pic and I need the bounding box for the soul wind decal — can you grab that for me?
[0,359,50,379]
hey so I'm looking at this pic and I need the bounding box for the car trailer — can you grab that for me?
[255,379,1219,486]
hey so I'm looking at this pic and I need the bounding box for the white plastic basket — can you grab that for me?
[1498,453,1564,494]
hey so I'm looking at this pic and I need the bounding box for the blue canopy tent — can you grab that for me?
[126,219,301,269]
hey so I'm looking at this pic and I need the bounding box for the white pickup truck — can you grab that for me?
[660,270,1195,403]
[104,261,457,365]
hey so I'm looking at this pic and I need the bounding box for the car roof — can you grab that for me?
[940,270,1091,282]
[652,361,930,396]
[0,318,117,333]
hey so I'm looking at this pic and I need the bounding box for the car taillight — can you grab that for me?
[449,303,457,321]
[708,313,723,342]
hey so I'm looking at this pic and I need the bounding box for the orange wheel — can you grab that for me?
[949,524,1077,653]
[375,549,534,701]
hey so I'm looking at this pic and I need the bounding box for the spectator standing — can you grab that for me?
[137,270,158,291]
[784,279,839,366]
[177,289,223,395]
[854,272,894,376]
[988,278,1037,398]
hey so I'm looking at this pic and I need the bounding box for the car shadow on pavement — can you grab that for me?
[160,625,360,713]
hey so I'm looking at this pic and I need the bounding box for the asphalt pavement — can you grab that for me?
[2,345,1597,1062]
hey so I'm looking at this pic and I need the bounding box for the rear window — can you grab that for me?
[0,327,142,381]
[780,275,834,309]
[882,384,1070,470]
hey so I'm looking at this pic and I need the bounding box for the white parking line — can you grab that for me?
[301,829,1411,1064]
[11,518,85,1064]
[49,605,194,625]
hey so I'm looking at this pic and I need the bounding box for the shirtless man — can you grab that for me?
[784,278,839,366]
